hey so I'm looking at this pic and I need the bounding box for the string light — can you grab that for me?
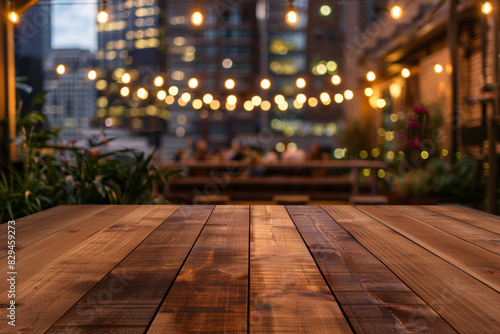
[260,78,271,90]
[481,1,493,15]
[225,78,235,90]
[97,0,109,24]
[285,1,298,26]
[331,75,341,85]
[191,10,204,26]
[401,68,410,78]
[366,71,376,82]
[121,73,131,84]
[390,3,403,19]
[7,0,19,24]
[56,64,66,75]
[87,70,97,80]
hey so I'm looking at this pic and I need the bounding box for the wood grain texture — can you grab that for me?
[1,205,179,333]
[0,206,140,294]
[287,205,456,334]
[388,205,500,256]
[250,205,352,333]
[423,205,500,234]
[359,205,500,293]
[47,205,213,333]
[322,205,500,334]
[147,205,249,333]
[0,205,109,258]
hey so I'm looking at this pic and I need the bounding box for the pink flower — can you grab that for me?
[407,122,422,129]
[407,114,414,121]
[413,106,430,114]
[407,138,421,150]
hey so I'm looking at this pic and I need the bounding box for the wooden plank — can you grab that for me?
[389,205,500,256]
[249,205,352,333]
[359,205,500,293]
[423,205,500,234]
[1,205,179,333]
[322,205,500,334]
[147,205,249,333]
[48,205,213,332]
[0,205,109,258]
[0,205,140,294]
[287,205,456,334]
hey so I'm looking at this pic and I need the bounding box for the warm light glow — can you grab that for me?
[308,97,318,107]
[274,94,285,104]
[365,88,374,97]
[203,94,213,104]
[344,90,354,100]
[319,5,332,17]
[7,11,20,24]
[366,71,376,82]
[390,4,403,19]
[320,92,330,103]
[401,68,410,78]
[244,101,254,111]
[285,5,299,26]
[434,64,443,73]
[227,95,237,105]
[226,103,236,111]
[331,75,341,85]
[154,76,164,87]
[296,93,307,104]
[192,99,203,109]
[191,10,204,26]
[334,94,344,103]
[252,96,262,106]
[188,78,199,89]
[481,1,493,15]
[137,88,148,99]
[168,86,179,96]
[56,64,66,75]
[210,100,220,110]
[120,87,130,97]
[181,92,191,102]
[87,70,97,80]
[225,78,235,89]
[260,78,271,90]
[97,10,109,24]
[376,99,386,108]
[121,73,131,84]
[157,90,167,100]
[261,101,271,111]
[296,77,306,88]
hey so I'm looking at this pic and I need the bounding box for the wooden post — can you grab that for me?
[448,0,459,162]
[0,0,17,162]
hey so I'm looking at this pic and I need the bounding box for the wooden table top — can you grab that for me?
[1,205,500,333]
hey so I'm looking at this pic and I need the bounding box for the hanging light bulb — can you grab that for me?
[97,0,109,24]
[481,1,493,15]
[7,0,19,23]
[285,1,299,26]
[390,3,403,19]
[7,11,20,24]
[191,10,204,26]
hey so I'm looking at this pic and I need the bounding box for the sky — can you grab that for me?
[51,2,97,51]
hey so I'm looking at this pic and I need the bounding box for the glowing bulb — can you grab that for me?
[481,2,493,15]
[97,10,109,24]
[56,64,66,75]
[364,88,374,97]
[252,96,262,106]
[191,10,204,26]
[121,73,131,84]
[260,78,271,90]
[87,70,97,80]
[344,90,354,100]
[154,76,164,87]
[137,88,148,99]
[331,75,341,85]
[296,77,306,89]
[188,78,199,89]
[203,94,213,104]
[366,71,376,82]
[402,68,410,78]
[7,11,19,24]
[120,87,130,97]
[227,95,237,105]
[334,94,344,103]
[285,5,299,26]
[376,99,386,108]
[225,78,235,90]
[434,64,443,73]
[390,5,403,19]
[157,90,167,100]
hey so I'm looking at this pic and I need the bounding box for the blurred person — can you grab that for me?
[263,147,279,163]
[282,141,306,163]
[192,139,208,161]
[308,143,322,160]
